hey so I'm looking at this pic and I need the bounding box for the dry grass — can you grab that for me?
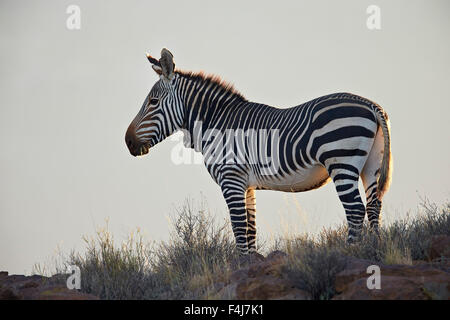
[278,199,449,299]
[66,198,237,299]
[37,199,449,300]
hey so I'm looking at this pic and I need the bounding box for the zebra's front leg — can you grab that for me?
[221,184,249,255]
[245,188,257,253]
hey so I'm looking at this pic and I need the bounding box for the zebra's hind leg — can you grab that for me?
[245,188,257,253]
[361,126,386,235]
[366,197,382,235]
[328,164,366,243]
[361,179,383,235]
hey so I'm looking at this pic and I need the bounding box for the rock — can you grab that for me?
[266,250,288,261]
[333,262,450,300]
[234,276,309,300]
[20,281,40,289]
[0,272,99,300]
[231,252,266,269]
[250,252,266,263]
[247,252,287,278]
[428,235,450,260]
[213,251,310,300]
[228,269,248,283]
[36,287,99,300]
[334,257,374,293]
[0,288,21,300]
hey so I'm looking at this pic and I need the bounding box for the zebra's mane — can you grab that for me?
[175,70,247,102]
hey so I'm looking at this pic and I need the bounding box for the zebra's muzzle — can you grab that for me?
[126,137,150,157]
[128,145,149,157]
[138,145,149,156]
[125,126,150,157]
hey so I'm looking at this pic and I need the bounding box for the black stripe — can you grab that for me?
[336,183,354,192]
[319,149,367,164]
[333,174,359,182]
[327,163,360,175]
[310,126,375,159]
[312,106,376,130]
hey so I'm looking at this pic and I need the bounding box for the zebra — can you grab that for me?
[125,48,393,255]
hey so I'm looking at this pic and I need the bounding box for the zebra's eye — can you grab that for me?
[149,98,159,105]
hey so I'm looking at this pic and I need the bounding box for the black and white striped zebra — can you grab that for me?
[125,49,393,255]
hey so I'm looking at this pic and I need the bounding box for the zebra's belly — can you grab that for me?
[252,165,331,192]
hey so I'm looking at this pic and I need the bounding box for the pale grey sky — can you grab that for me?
[1,0,449,274]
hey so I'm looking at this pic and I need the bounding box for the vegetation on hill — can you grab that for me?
[37,199,449,299]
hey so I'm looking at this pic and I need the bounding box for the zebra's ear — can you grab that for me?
[159,48,175,80]
[146,52,163,76]
[152,64,163,76]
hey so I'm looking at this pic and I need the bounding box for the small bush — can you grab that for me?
[285,238,347,299]
[280,200,449,299]
[150,198,237,298]
[67,198,237,299]
[68,226,164,299]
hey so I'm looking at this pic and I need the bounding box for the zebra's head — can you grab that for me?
[125,48,184,157]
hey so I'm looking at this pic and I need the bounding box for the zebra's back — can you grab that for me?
[246,92,380,192]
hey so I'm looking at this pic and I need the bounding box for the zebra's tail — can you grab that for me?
[375,107,393,199]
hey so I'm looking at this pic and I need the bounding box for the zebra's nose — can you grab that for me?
[125,125,139,156]
[126,138,138,156]
[126,138,134,149]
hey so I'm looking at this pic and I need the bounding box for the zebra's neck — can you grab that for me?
[175,71,248,151]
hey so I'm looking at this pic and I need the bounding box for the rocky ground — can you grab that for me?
[1,235,449,300]
[208,234,450,300]
[0,272,97,300]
